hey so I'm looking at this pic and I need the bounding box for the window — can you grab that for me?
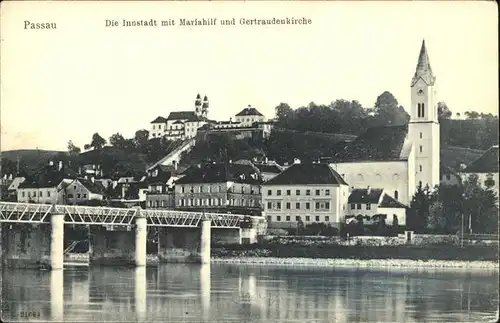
[200,186,203,193]
[296,202,300,209]
[366,204,371,210]
[22,192,25,197]
[315,189,320,196]
[306,190,311,196]
[190,186,194,193]
[47,191,51,197]
[306,202,310,209]
[286,216,290,221]
[33,191,36,197]
[422,103,425,117]
[241,187,244,194]
[325,216,330,221]
[419,165,423,172]
[325,202,330,209]
[286,202,291,209]
[419,181,423,187]
[296,216,301,221]
[325,189,330,196]
[267,189,272,196]
[276,216,281,221]
[39,191,43,197]
[357,204,361,209]
[315,202,320,209]
[286,190,291,196]
[277,190,282,196]
[305,216,310,221]
[445,174,451,181]
[267,202,272,209]
[277,202,281,210]
[67,194,74,198]
[315,216,320,221]
[181,186,185,193]
[420,132,423,139]
[350,204,355,210]
[77,194,81,198]
[267,216,272,222]
[419,145,423,153]
[296,189,300,195]
[394,190,399,200]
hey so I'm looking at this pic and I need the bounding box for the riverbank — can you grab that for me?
[211,256,499,269]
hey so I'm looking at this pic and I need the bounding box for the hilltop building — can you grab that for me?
[149,94,211,140]
[461,145,499,198]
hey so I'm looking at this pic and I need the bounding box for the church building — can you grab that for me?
[329,40,441,207]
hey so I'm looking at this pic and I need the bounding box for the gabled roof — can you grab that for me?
[462,145,499,173]
[78,178,105,195]
[265,164,347,186]
[348,188,384,204]
[235,106,264,117]
[175,163,262,185]
[151,116,168,124]
[167,111,204,122]
[18,164,79,189]
[379,194,407,208]
[331,125,409,162]
[411,40,436,86]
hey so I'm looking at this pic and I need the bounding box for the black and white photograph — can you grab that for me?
[0,1,498,322]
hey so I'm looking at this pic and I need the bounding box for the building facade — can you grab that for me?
[262,163,349,228]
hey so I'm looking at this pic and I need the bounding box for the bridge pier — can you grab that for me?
[135,216,147,267]
[156,219,212,264]
[50,213,65,270]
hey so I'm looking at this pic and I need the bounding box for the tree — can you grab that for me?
[67,141,81,156]
[373,91,410,126]
[437,102,452,122]
[109,133,126,147]
[134,129,149,145]
[89,133,106,150]
[462,174,498,234]
[83,144,91,151]
[407,183,435,233]
[275,103,293,121]
[427,200,446,233]
[464,111,480,119]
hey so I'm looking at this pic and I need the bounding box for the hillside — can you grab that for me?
[1,149,65,173]
[440,145,485,170]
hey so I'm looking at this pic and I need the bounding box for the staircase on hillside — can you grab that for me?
[147,138,196,172]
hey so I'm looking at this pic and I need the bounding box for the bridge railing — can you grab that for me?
[141,209,243,228]
[0,202,53,223]
[54,205,138,226]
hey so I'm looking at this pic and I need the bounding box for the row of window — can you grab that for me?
[266,201,331,211]
[148,200,173,208]
[350,203,371,210]
[177,198,259,207]
[180,185,260,194]
[269,215,331,222]
[267,189,330,197]
[67,193,87,199]
[21,191,52,198]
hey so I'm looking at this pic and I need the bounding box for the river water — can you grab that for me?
[2,264,498,322]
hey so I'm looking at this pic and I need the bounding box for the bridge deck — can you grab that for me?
[0,202,246,228]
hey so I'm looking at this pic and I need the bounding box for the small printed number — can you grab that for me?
[20,311,41,318]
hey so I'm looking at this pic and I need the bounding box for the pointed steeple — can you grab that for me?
[411,40,435,86]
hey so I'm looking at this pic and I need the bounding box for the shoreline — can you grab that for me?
[210,256,499,270]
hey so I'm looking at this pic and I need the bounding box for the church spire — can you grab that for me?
[411,39,435,86]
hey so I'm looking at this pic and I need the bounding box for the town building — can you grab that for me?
[148,94,210,140]
[63,178,105,205]
[234,105,266,127]
[329,40,440,207]
[461,145,499,197]
[346,188,407,226]
[262,163,350,229]
[174,162,263,215]
[440,164,461,187]
[17,161,79,204]
[145,165,177,209]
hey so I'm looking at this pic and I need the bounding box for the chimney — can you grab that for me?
[367,186,371,195]
[58,161,63,171]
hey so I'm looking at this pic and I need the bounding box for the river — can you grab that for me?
[2,264,498,322]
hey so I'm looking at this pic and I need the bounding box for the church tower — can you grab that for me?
[408,40,440,189]
[201,95,209,119]
[195,94,202,117]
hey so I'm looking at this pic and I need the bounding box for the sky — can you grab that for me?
[0,1,498,152]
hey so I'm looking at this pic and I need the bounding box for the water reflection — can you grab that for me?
[1,265,498,322]
[50,270,64,321]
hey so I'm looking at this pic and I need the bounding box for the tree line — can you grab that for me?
[275,92,498,150]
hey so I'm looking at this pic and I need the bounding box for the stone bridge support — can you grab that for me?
[1,213,64,270]
[157,219,211,263]
[89,215,147,267]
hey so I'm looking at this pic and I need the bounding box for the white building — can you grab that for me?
[329,40,441,207]
[346,188,407,226]
[262,163,350,228]
[148,94,210,140]
[234,105,266,127]
[64,178,105,204]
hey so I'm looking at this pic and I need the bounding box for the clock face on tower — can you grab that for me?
[417,89,424,96]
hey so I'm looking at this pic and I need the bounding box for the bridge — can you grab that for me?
[0,202,264,270]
